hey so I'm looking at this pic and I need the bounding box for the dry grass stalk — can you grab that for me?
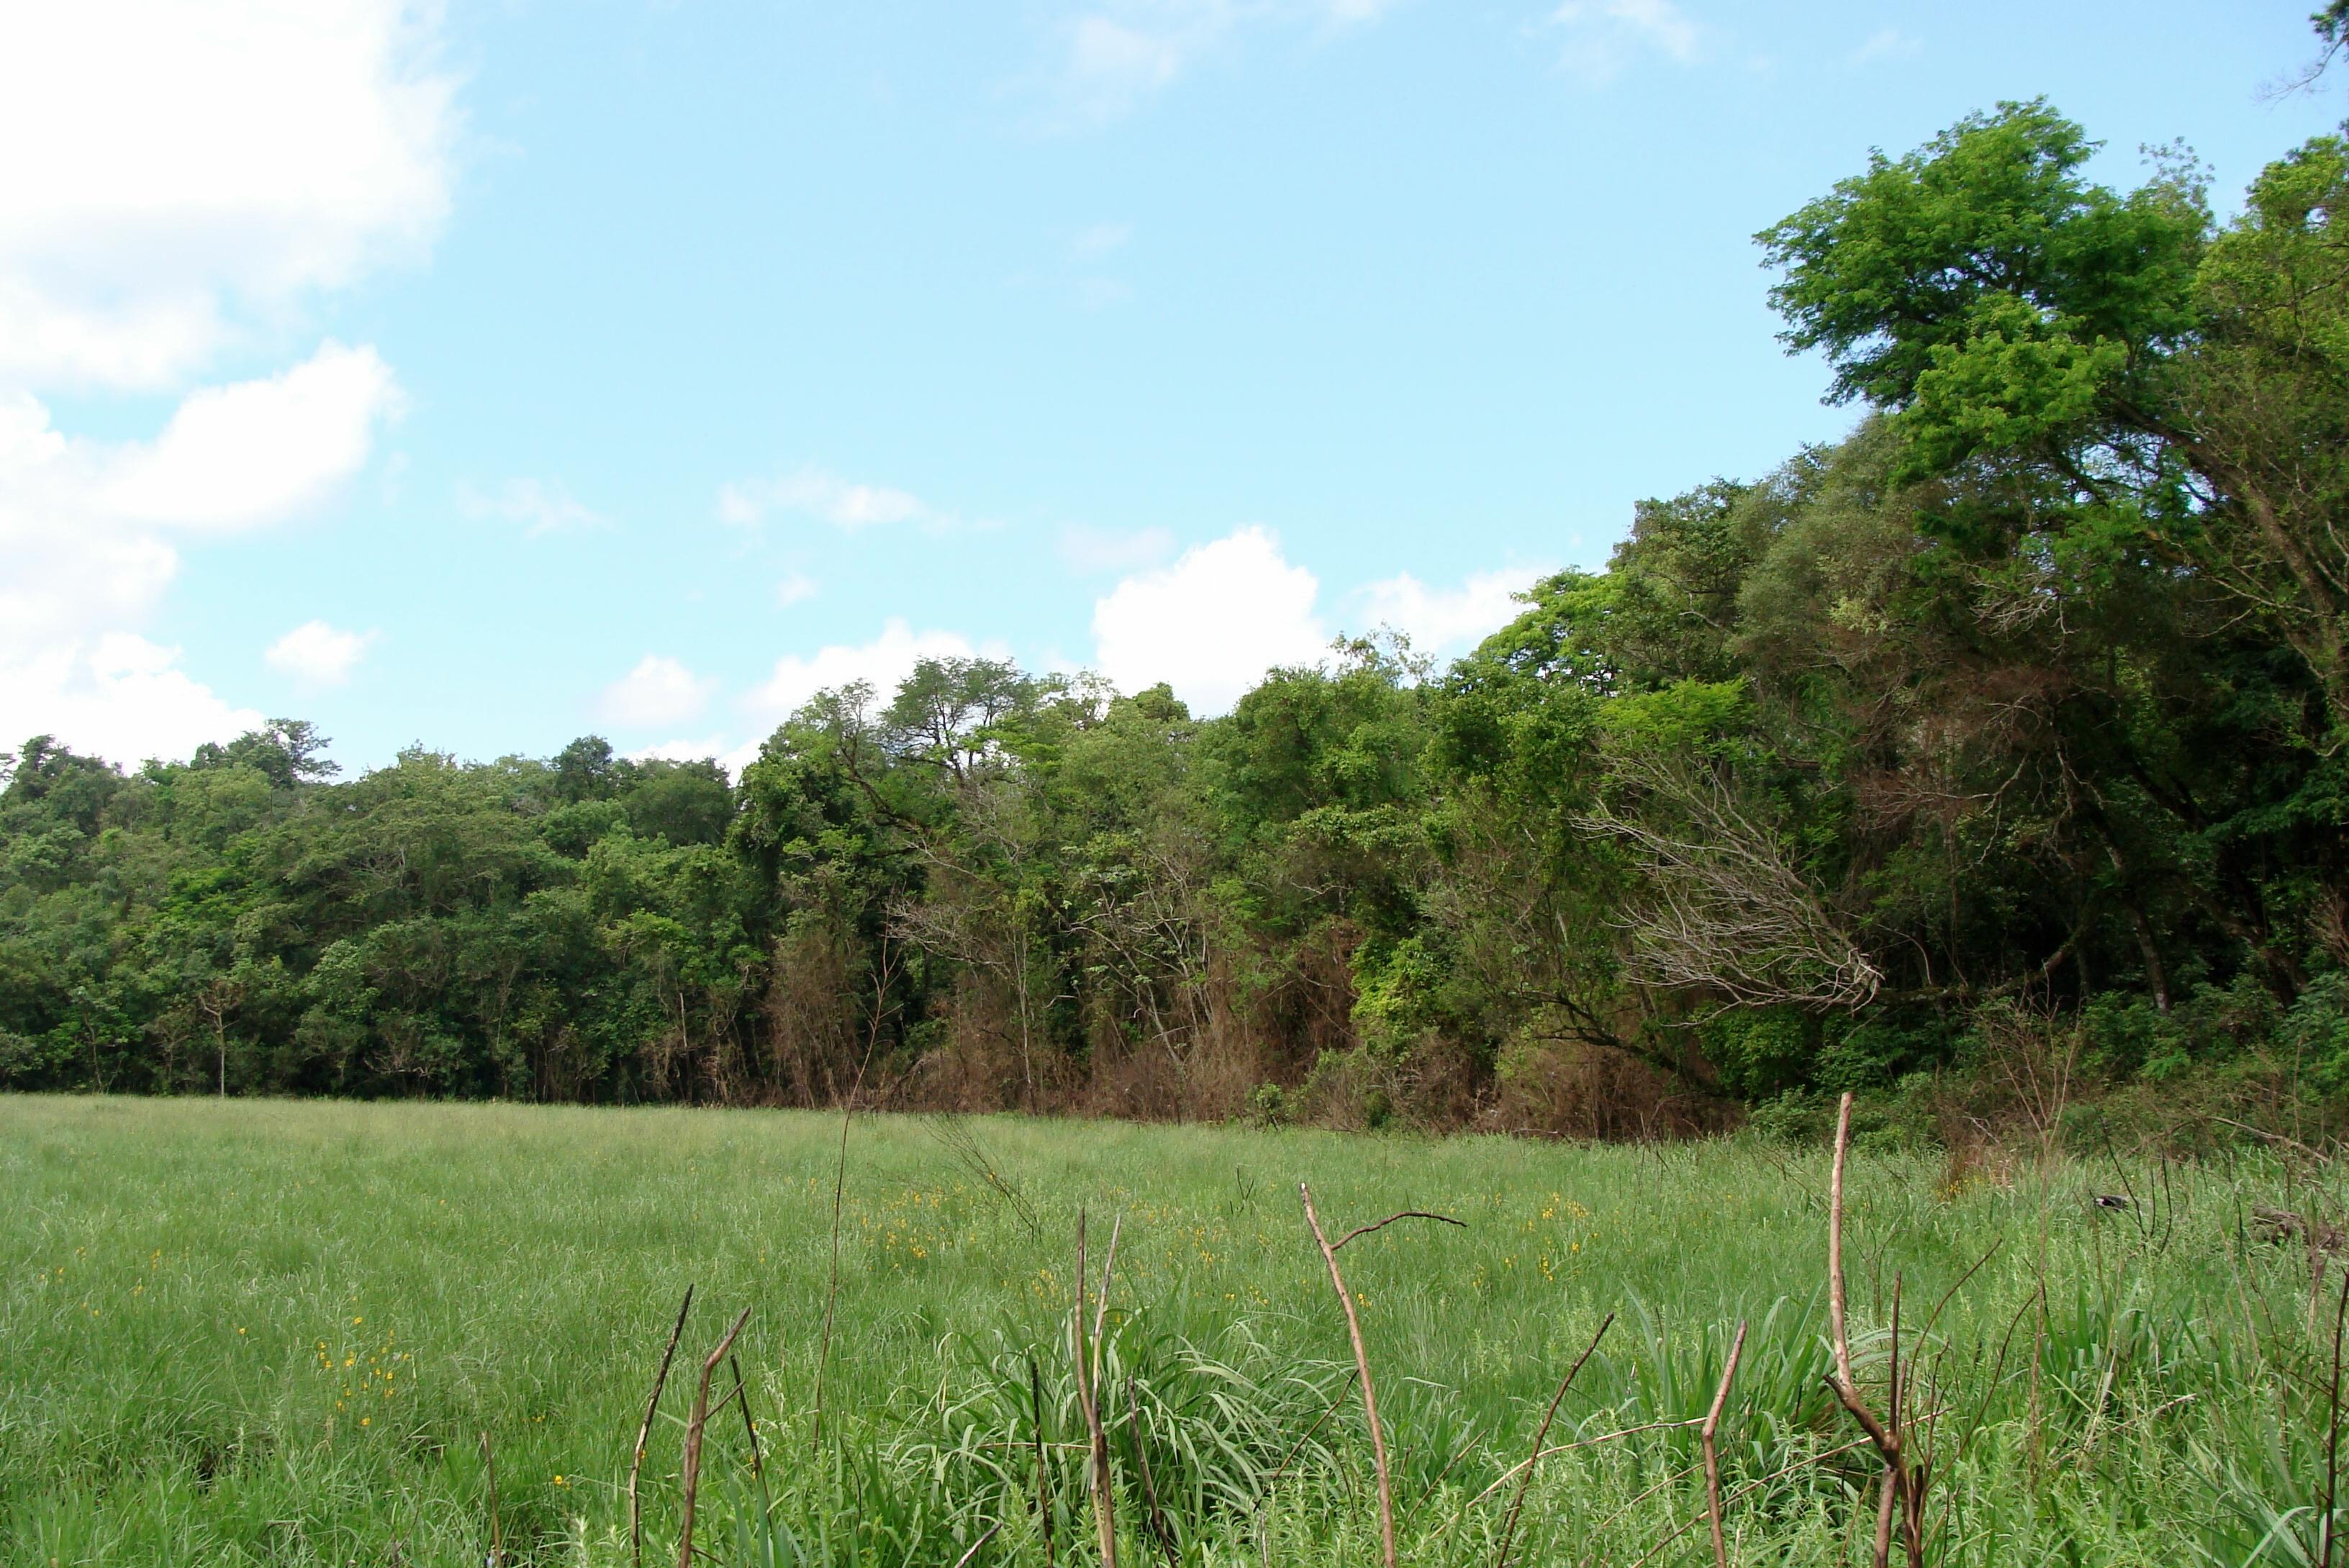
[1300,1181,1400,1568]
[952,1521,1006,1568]
[1333,1210,1466,1249]
[1127,1369,1177,1568]
[730,1353,771,1526]
[480,1429,503,1568]
[1703,1320,1749,1568]
[1495,1311,1615,1568]
[1825,1092,1923,1568]
[1073,1209,1121,1568]
[2327,1266,2348,1568]
[630,1284,694,1568]
[1031,1352,1056,1568]
[813,931,897,1454]
[676,1305,754,1568]
[1258,1368,1360,1568]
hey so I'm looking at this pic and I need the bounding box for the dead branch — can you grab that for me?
[1073,1210,1120,1568]
[631,1285,694,1568]
[1578,748,1881,1010]
[676,1305,754,1568]
[1826,1092,1923,1568]
[1334,1210,1467,1250]
[1302,1182,1400,1568]
[481,1430,503,1568]
[1496,1312,1615,1568]
[1703,1320,1749,1568]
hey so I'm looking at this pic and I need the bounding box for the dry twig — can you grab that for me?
[1301,1182,1400,1568]
[1074,1210,1120,1568]
[1703,1320,1749,1568]
[676,1305,754,1568]
[1495,1312,1614,1568]
[630,1285,694,1568]
[1826,1092,1923,1568]
[481,1430,503,1568]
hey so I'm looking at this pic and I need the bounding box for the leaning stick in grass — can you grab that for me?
[1300,1182,1399,1568]
[1332,1210,1466,1250]
[1824,1092,1919,1568]
[813,930,897,1454]
[1073,1209,1120,1568]
[1495,1310,1615,1568]
[630,1284,694,1568]
[1259,1366,1362,1566]
[2325,1266,2348,1568]
[1092,1210,1123,1360]
[951,1521,1005,1568]
[1127,1369,1177,1568]
[676,1305,753,1568]
[1702,1320,1749,1568]
[481,1430,504,1568]
[730,1353,772,1527]
[1030,1352,1056,1568]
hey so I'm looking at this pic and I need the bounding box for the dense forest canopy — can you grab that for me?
[11,81,2349,1136]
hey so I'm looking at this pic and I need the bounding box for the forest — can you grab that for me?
[10,86,2349,1142]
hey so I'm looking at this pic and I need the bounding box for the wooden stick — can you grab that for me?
[813,930,896,1454]
[730,1354,771,1526]
[1333,1210,1467,1250]
[1829,1094,1855,1392]
[1092,1211,1123,1360]
[951,1521,1005,1568]
[1824,1094,1920,1568]
[1073,1210,1120,1568]
[1128,1369,1177,1568]
[1495,1313,1615,1568]
[1031,1352,1056,1568]
[630,1286,693,1568]
[2326,1266,2348,1568]
[1703,1320,1748,1568]
[481,1430,503,1568]
[676,1305,754,1568]
[1301,1182,1398,1568]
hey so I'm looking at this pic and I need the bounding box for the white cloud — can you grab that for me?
[0,2,453,765]
[717,466,949,533]
[775,572,819,607]
[0,0,457,391]
[1055,1,1396,119]
[1848,27,1921,65]
[107,343,399,528]
[0,343,401,648]
[597,655,718,729]
[0,344,402,768]
[1072,221,1135,261]
[1092,526,1328,715]
[1061,522,1175,574]
[266,620,378,688]
[457,476,607,536]
[741,618,980,727]
[1355,565,1545,656]
[0,635,266,766]
[1549,0,1703,83]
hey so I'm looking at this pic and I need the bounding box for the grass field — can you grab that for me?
[0,1095,2339,1567]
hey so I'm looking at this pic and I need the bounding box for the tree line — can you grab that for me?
[9,83,2349,1136]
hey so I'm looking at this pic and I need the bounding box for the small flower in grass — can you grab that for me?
[360,1417,370,1427]
[553,1474,568,1487]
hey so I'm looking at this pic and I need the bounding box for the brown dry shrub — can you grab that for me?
[1487,1034,1720,1140]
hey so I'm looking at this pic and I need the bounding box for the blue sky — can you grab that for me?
[4,1,2340,774]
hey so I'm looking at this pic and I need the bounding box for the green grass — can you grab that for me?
[0,1095,2339,1566]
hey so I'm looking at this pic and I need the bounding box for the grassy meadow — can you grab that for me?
[0,1095,2340,1566]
